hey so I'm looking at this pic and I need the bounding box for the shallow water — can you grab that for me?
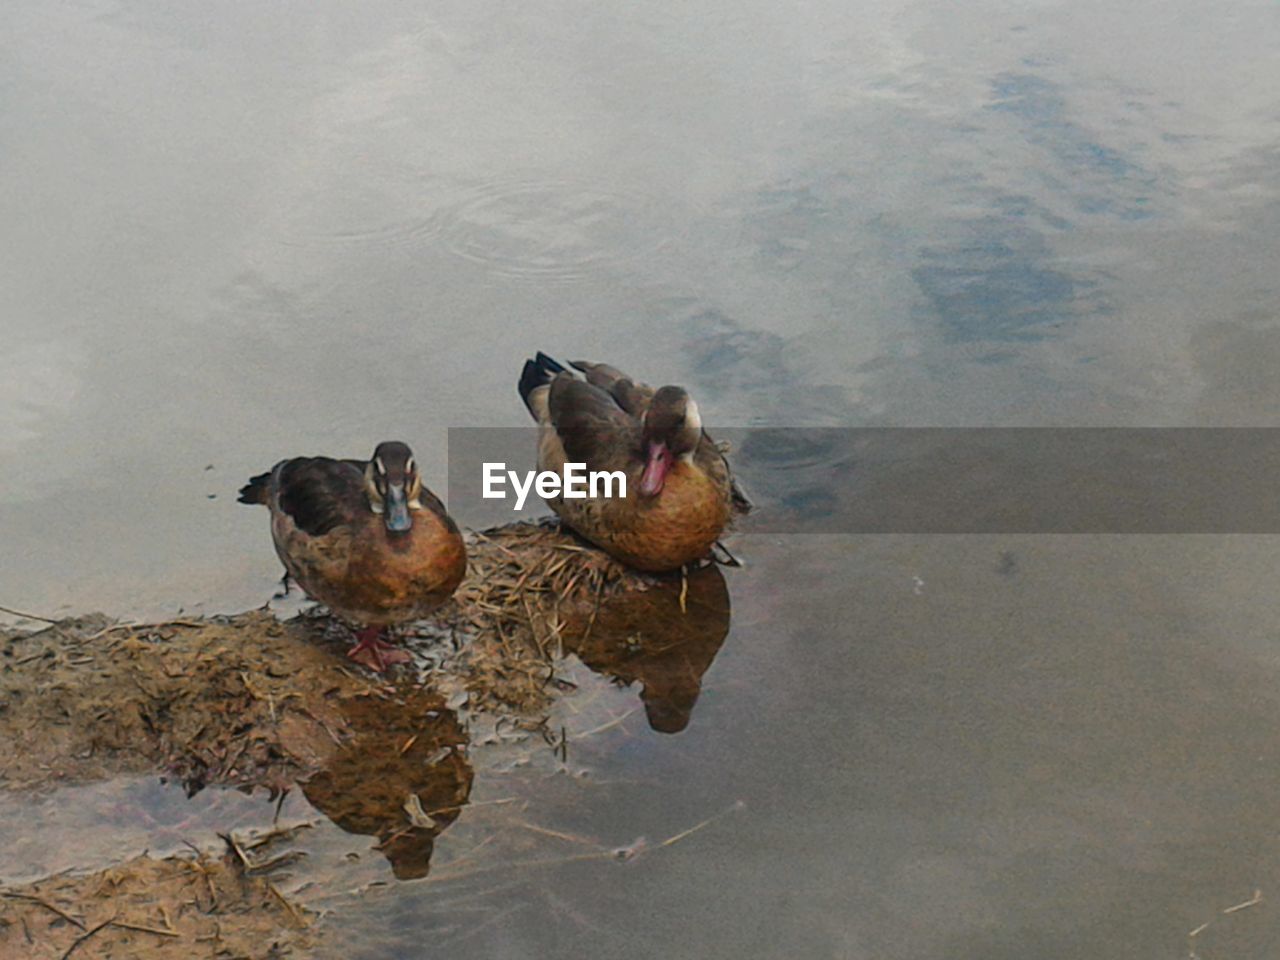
[4,0,1280,956]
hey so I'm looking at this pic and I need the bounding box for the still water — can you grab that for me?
[4,0,1280,955]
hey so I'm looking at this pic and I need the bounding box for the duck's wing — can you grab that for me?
[568,359,654,417]
[690,433,753,517]
[519,352,639,470]
[272,457,370,536]
[547,375,638,470]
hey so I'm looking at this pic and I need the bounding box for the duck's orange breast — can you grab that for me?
[559,461,729,572]
[623,463,731,570]
[277,509,465,626]
[342,514,467,620]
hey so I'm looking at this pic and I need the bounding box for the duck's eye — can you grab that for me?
[374,456,387,476]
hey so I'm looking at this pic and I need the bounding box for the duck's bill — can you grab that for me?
[639,442,672,497]
[384,484,413,531]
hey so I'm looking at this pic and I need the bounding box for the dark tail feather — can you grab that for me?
[237,472,272,505]
[517,352,568,414]
[535,351,566,373]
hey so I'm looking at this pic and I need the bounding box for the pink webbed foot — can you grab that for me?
[347,626,412,672]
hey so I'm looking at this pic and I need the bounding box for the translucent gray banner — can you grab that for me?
[447,428,1280,533]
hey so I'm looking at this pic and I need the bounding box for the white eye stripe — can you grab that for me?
[375,456,386,475]
[406,456,415,474]
[684,398,701,433]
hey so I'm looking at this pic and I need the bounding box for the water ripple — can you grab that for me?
[437,177,676,282]
[274,182,454,250]
[276,177,677,282]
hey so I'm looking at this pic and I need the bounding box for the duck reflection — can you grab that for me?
[301,692,472,880]
[560,563,732,733]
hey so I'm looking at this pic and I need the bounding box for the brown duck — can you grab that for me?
[237,441,466,670]
[517,353,748,571]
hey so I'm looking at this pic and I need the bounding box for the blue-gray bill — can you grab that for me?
[384,484,412,532]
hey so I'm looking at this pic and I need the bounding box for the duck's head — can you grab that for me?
[639,386,702,497]
[364,440,423,533]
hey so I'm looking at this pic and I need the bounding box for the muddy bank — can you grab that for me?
[0,845,312,958]
[0,524,728,794]
[0,522,736,958]
[0,611,399,795]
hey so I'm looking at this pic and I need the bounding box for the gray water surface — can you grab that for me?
[4,0,1280,956]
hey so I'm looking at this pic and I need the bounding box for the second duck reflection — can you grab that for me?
[303,564,731,879]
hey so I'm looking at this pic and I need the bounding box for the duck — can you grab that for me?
[517,353,749,571]
[237,441,467,671]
